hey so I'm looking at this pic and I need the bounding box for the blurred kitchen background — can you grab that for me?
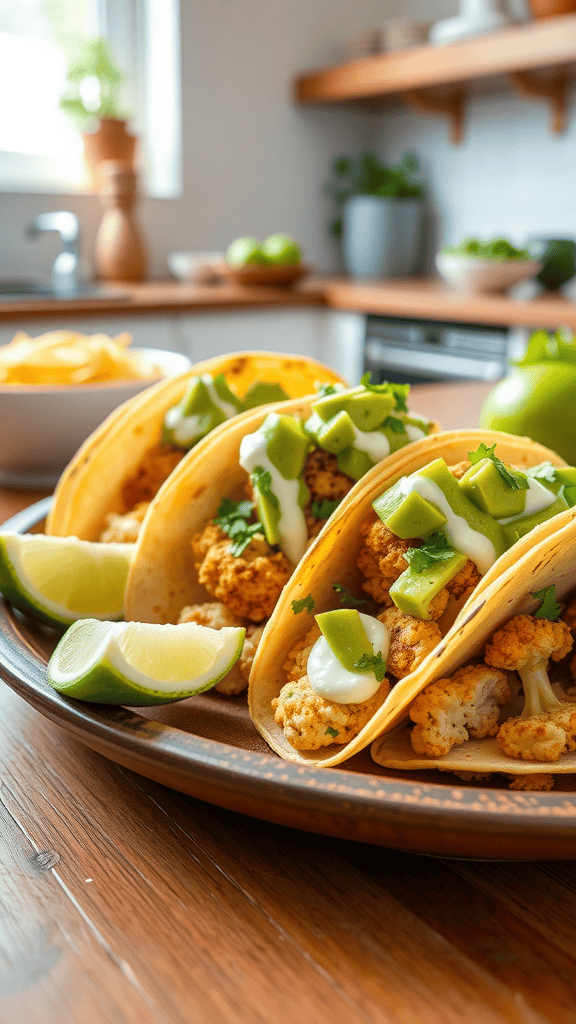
[2,0,576,385]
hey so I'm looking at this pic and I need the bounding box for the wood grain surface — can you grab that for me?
[2,382,576,1024]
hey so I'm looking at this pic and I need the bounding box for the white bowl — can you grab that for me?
[435,253,541,294]
[167,252,225,284]
[0,348,191,489]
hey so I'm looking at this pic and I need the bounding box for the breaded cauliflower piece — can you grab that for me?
[272,674,390,750]
[508,773,554,791]
[448,460,471,480]
[409,664,511,757]
[303,449,354,504]
[121,443,183,509]
[446,558,482,599]
[192,524,292,622]
[179,601,243,630]
[99,502,149,543]
[283,625,322,683]
[561,592,576,633]
[357,515,417,605]
[485,614,576,762]
[377,606,441,680]
[177,602,263,694]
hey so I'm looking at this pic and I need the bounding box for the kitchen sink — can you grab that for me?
[0,281,128,301]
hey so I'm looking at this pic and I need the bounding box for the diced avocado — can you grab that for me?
[459,458,526,518]
[298,478,310,508]
[346,391,396,431]
[337,447,374,481]
[317,411,357,454]
[262,414,310,479]
[242,381,289,410]
[501,495,569,546]
[554,467,576,487]
[373,485,447,539]
[311,386,359,422]
[179,376,227,422]
[254,490,281,547]
[315,608,372,672]
[417,459,506,559]
[390,550,468,620]
[527,462,563,493]
[380,420,410,455]
[563,485,576,508]
[212,373,243,412]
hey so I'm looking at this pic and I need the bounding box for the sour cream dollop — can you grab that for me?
[308,613,389,704]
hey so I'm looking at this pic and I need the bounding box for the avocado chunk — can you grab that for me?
[242,380,289,410]
[501,495,569,546]
[390,550,468,620]
[316,608,373,672]
[554,467,576,487]
[374,487,447,540]
[253,488,281,547]
[262,414,310,479]
[179,376,225,420]
[337,447,374,481]
[312,385,395,429]
[380,419,410,455]
[563,485,576,508]
[212,373,244,412]
[316,410,357,454]
[416,459,506,558]
[459,458,526,518]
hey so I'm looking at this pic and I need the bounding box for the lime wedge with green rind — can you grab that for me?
[47,619,246,705]
[0,532,135,628]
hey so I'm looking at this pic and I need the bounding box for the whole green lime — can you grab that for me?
[226,236,268,268]
[479,363,576,463]
[261,233,302,266]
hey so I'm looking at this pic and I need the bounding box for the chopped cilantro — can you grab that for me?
[214,497,261,557]
[250,465,279,506]
[325,726,340,738]
[360,373,410,412]
[315,382,338,399]
[383,415,406,433]
[291,594,315,615]
[532,585,562,621]
[404,532,454,573]
[528,462,557,484]
[310,498,340,519]
[332,582,367,607]
[353,651,387,682]
[468,442,528,492]
[287,691,294,698]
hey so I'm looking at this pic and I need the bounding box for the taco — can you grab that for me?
[124,378,439,696]
[371,514,576,790]
[248,431,575,767]
[46,351,346,544]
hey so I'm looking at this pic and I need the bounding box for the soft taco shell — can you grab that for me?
[248,429,569,768]
[371,511,576,776]
[46,351,346,542]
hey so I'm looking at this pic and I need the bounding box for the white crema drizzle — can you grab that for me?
[239,417,308,564]
[308,613,390,704]
[398,474,497,574]
[498,475,557,524]
[165,374,238,445]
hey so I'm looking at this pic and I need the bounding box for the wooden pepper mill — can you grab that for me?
[94,160,147,281]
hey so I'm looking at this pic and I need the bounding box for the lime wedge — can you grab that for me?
[47,619,246,705]
[0,532,135,628]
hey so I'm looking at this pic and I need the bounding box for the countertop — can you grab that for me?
[3,276,576,329]
[2,381,576,1024]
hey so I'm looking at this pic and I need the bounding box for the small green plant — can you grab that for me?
[441,237,534,261]
[324,152,425,238]
[59,37,129,130]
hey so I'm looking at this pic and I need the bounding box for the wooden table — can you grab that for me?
[2,382,576,1024]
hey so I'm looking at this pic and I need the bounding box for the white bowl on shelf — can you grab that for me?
[435,253,542,294]
[0,348,191,489]
[167,252,225,285]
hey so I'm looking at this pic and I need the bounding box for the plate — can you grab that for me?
[3,498,576,861]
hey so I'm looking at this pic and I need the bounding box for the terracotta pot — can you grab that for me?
[527,0,576,17]
[83,118,138,191]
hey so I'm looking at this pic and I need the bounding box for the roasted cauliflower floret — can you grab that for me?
[99,502,149,543]
[283,625,322,683]
[508,773,554,791]
[303,449,354,504]
[357,515,417,605]
[121,443,183,510]
[177,602,263,694]
[446,558,482,599]
[377,606,441,680]
[272,674,390,750]
[192,523,292,622]
[409,664,511,757]
[485,614,576,762]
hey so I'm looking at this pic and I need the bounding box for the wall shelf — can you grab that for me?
[293,15,576,140]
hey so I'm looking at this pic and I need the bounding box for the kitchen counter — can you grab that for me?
[3,276,576,329]
[2,381,576,1024]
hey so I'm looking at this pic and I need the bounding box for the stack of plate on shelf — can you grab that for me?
[341,28,382,61]
[381,19,432,51]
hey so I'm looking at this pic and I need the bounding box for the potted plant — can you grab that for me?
[324,153,426,279]
[59,37,137,189]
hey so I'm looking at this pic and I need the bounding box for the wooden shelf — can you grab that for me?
[294,16,576,138]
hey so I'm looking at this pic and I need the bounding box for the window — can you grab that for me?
[0,0,181,197]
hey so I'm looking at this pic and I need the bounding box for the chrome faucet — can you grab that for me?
[26,211,81,296]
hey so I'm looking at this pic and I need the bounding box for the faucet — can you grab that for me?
[26,211,81,296]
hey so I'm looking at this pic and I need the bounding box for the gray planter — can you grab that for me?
[342,195,424,279]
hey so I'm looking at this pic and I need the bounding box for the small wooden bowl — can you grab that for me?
[221,263,309,287]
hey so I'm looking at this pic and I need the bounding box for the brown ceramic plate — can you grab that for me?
[220,263,309,287]
[3,499,576,861]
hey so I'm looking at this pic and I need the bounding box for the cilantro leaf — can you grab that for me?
[359,373,410,412]
[353,651,387,682]
[215,496,254,525]
[383,415,406,434]
[527,462,557,484]
[332,582,367,607]
[214,497,261,556]
[532,585,562,621]
[250,465,279,507]
[468,442,528,492]
[315,382,338,399]
[404,532,455,573]
[291,594,315,615]
[325,726,340,738]
[310,498,340,519]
